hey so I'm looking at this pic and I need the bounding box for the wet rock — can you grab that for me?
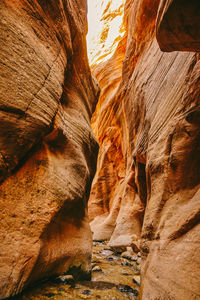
[58,287,65,292]
[92,266,102,272]
[130,242,140,253]
[122,272,133,276]
[106,255,120,261]
[100,250,114,257]
[91,263,97,268]
[107,256,114,261]
[116,284,139,296]
[133,275,140,287]
[43,293,55,298]
[110,246,126,254]
[82,289,91,295]
[56,275,74,285]
[121,251,137,261]
[94,240,106,244]
[132,256,138,262]
[126,247,133,251]
[11,241,140,299]
[92,254,101,263]
[121,261,133,267]
[103,245,112,250]
[133,268,141,275]
[66,266,91,281]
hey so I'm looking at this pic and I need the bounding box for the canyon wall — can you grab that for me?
[0,0,99,298]
[88,0,200,299]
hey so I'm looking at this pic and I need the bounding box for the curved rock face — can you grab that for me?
[88,0,200,299]
[0,0,99,298]
[156,0,200,51]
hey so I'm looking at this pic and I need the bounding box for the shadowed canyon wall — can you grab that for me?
[0,0,99,298]
[88,0,200,299]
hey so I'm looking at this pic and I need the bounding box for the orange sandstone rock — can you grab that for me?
[0,0,99,298]
[156,0,200,51]
[88,0,200,299]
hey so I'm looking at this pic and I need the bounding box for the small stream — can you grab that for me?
[12,242,140,300]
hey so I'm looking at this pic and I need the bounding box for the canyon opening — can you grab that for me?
[0,0,199,300]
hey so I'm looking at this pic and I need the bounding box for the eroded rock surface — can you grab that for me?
[11,242,140,300]
[88,0,200,299]
[156,0,200,51]
[0,0,99,298]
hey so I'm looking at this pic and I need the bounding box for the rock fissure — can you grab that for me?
[0,0,200,299]
[24,48,63,118]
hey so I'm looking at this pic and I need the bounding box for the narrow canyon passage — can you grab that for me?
[11,242,141,299]
[0,0,200,300]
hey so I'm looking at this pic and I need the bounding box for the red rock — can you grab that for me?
[156,0,200,51]
[0,0,99,298]
[88,0,200,299]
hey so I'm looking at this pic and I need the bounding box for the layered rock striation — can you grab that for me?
[0,0,99,298]
[88,0,200,299]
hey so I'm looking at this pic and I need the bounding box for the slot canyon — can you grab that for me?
[0,0,199,299]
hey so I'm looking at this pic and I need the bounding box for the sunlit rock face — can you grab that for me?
[0,0,99,298]
[87,0,136,247]
[88,0,200,299]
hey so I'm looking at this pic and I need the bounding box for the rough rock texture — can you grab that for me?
[0,0,99,298]
[88,0,200,299]
[156,0,200,51]
[89,0,144,251]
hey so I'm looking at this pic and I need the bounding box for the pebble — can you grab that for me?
[92,255,101,263]
[126,246,133,251]
[121,251,134,261]
[137,257,142,265]
[92,265,102,272]
[110,246,126,254]
[117,284,139,296]
[91,263,96,268]
[56,275,74,285]
[133,275,140,286]
[107,256,113,261]
[108,255,121,261]
[121,261,133,267]
[133,268,140,275]
[43,293,55,298]
[82,289,91,295]
[132,256,138,261]
[99,250,114,257]
[103,245,112,250]
[122,272,132,276]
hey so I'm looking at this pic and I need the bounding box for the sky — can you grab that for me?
[86,0,125,65]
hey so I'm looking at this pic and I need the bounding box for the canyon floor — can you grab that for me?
[10,242,140,300]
